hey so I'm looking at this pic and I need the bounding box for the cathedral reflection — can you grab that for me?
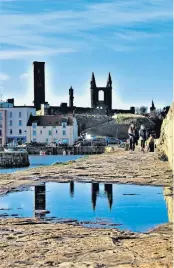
[91,183,100,210]
[91,183,113,210]
[34,184,46,217]
[104,184,113,210]
[70,181,74,198]
[34,182,114,214]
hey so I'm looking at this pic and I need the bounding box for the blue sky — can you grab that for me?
[0,0,173,109]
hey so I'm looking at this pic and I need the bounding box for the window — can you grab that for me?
[56,130,58,134]
[40,130,42,134]
[0,130,1,136]
[45,138,48,143]
[33,138,36,142]
[99,90,104,101]
[32,123,37,128]
[0,112,2,120]
[63,130,66,136]
[10,129,12,135]
[19,120,22,126]
[9,120,12,126]
[62,123,66,128]
[48,130,52,136]
[9,112,12,118]
[33,130,36,136]
[19,112,22,118]
[19,129,22,135]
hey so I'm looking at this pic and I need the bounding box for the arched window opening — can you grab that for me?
[98,90,104,101]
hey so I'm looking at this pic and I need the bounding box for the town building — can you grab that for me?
[0,100,36,146]
[0,109,6,147]
[27,114,78,145]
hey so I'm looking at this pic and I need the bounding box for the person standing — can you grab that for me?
[139,125,147,152]
[128,124,136,152]
[146,134,155,152]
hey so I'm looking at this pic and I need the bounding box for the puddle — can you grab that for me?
[0,182,169,232]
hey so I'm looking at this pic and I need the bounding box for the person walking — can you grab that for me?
[134,125,139,146]
[128,124,136,152]
[139,125,147,152]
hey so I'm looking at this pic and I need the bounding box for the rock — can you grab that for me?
[158,102,174,171]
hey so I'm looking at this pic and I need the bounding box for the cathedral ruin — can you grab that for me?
[33,61,135,115]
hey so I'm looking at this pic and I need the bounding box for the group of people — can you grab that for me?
[128,123,155,153]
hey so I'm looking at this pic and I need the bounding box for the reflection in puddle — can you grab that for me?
[0,182,171,232]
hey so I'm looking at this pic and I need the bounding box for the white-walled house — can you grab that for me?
[0,109,6,146]
[0,102,36,145]
[27,115,78,146]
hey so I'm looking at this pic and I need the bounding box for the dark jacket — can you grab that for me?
[134,129,139,140]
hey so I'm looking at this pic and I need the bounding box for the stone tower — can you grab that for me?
[33,61,45,111]
[69,86,74,108]
[90,73,112,111]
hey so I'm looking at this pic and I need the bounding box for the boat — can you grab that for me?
[4,147,27,153]
[4,148,15,153]
[40,150,46,155]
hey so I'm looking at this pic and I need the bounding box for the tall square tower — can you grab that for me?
[33,61,45,111]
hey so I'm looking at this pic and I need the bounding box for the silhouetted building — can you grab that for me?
[33,62,135,116]
[34,184,46,211]
[91,183,99,210]
[90,72,112,111]
[69,86,74,109]
[33,61,45,111]
[104,184,113,210]
[150,100,156,112]
[7,98,14,105]
[70,181,74,198]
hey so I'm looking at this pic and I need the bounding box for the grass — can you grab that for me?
[113,113,146,124]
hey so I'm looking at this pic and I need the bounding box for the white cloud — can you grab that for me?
[20,72,29,80]
[0,48,76,60]
[0,0,172,59]
[0,73,10,81]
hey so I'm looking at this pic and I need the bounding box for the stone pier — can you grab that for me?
[0,152,30,168]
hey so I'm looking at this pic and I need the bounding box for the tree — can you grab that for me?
[139,106,148,115]
[135,107,140,114]
[135,106,148,115]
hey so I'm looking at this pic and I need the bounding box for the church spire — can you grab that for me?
[107,72,112,88]
[90,72,96,88]
[150,99,156,112]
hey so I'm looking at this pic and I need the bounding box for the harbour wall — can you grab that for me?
[0,152,30,168]
[27,146,106,155]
